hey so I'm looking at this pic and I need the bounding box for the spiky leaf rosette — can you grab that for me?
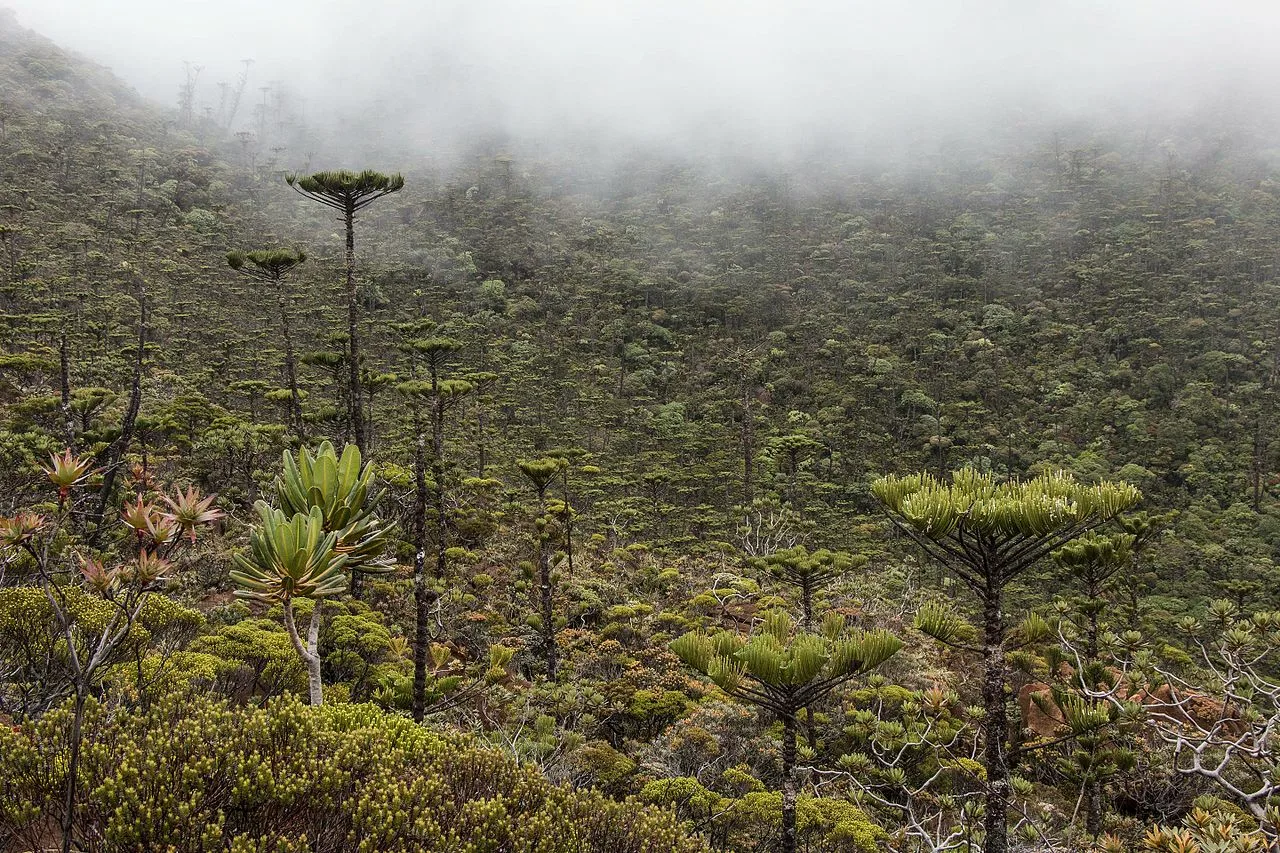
[671,611,902,717]
[274,442,392,574]
[230,503,348,602]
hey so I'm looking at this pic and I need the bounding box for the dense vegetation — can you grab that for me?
[5,9,1280,852]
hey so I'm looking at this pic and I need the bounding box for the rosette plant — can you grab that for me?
[2,452,221,853]
[230,504,348,706]
[273,441,392,596]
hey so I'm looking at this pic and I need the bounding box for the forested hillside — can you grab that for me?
[4,9,1280,852]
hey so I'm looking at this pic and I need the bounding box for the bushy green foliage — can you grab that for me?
[0,693,705,852]
[641,776,884,852]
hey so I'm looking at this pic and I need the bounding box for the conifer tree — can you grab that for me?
[519,456,567,679]
[227,248,307,437]
[1055,532,1134,663]
[285,170,404,454]
[757,545,866,748]
[758,546,864,629]
[672,610,901,853]
[88,269,147,545]
[397,335,473,721]
[873,468,1140,853]
[1048,513,1169,839]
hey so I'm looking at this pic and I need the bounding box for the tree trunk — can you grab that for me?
[982,592,1009,853]
[801,581,817,748]
[59,685,88,853]
[412,409,432,722]
[741,383,754,503]
[1085,778,1102,839]
[476,406,488,476]
[284,599,324,706]
[537,488,557,680]
[344,203,365,455]
[561,471,575,578]
[431,385,448,595]
[275,279,305,439]
[59,327,75,449]
[1086,604,1099,663]
[89,275,146,544]
[781,712,798,853]
[305,604,322,706]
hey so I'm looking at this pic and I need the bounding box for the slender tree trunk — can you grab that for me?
[562,471,575,578]
[1253,410,1265,511]
[305,604,322,706]
[1086,603,1099,662]
[412,408,431,722]
[982,591,1009,853]
[537,487,557,680]
[59,327,75,449]
[59,684,88,853]
[742,383,754,503]
[781,712,798,853]
[275,279,305,438]
[801,580,817,749]
[283,599,323,706]
[89,275,146,544]
[476,406,488,476]
[1085,779,1102,839]
[1083,583,1103,837]
[344,203,365,455]
[431,377,447,589]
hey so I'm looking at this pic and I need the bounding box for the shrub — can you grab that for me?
[0,693,705,853]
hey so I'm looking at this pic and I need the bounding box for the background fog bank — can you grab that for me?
[7,1,1280,165]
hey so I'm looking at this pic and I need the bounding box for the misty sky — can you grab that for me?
[6,0,1280,157]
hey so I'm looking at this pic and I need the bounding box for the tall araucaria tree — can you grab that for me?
[227,248,308,438]
[872,468,1140,853]
[285,169,404,454]
[519,456,568,680]
[227,244,307,432]
[671,610,901,853]
[756,545,866,748]
[396,335,477,722]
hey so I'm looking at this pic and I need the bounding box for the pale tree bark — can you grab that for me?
[283,599,324,706]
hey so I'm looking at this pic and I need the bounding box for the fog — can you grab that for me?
[8,0,1280,167]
